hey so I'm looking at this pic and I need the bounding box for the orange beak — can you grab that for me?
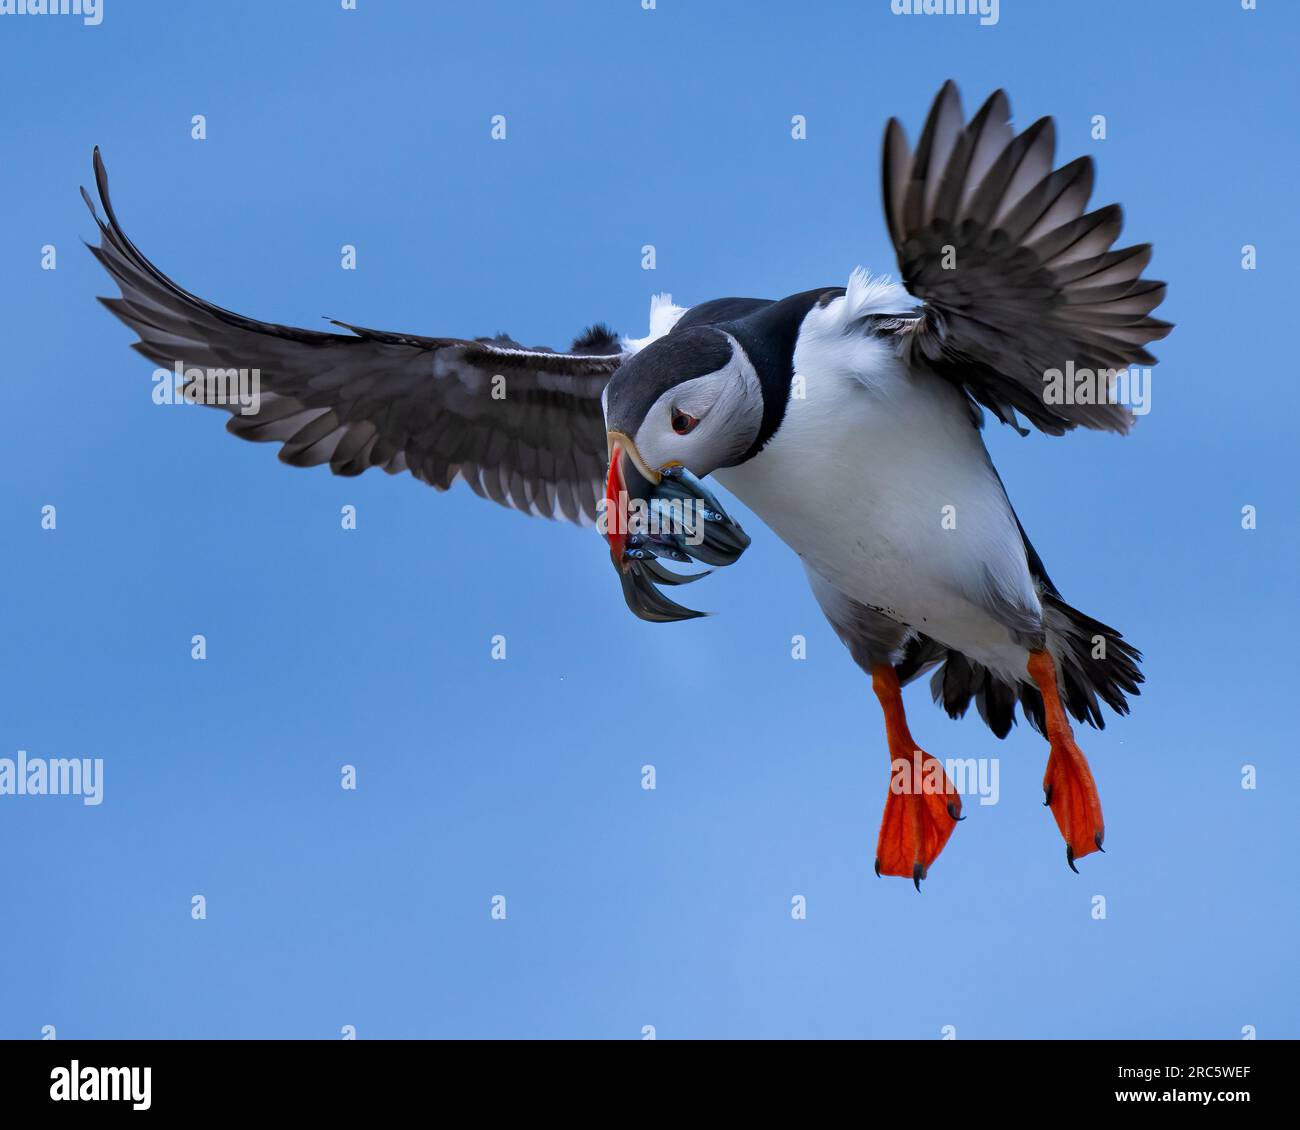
[604,431,661,569]
[605,440,628,565]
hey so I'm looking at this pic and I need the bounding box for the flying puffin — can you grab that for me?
[84,82,1169,888]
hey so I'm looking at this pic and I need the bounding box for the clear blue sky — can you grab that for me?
[2,0,1296,1039]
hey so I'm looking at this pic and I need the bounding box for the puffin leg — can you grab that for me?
[870,665,962,890]
[1027,649,1105,871]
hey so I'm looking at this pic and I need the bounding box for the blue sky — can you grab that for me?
[1,0,1296,1039]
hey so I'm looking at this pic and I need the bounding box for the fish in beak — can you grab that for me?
[602,431,751,622]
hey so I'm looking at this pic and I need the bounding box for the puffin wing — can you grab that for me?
[83,149,621,523]
[881,81,1171,435]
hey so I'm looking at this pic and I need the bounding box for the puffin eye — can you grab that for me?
[671,408,700,436]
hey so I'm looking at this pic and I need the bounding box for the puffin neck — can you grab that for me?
[725,287,844,464]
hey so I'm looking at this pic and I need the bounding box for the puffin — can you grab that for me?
[84,82,1169,888]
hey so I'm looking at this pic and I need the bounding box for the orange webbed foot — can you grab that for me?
[871,666,963,890]
[1029,650,1105,872]
[875,749,963,890]
[1043,733,1105,872]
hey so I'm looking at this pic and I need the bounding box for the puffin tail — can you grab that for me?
[894,594,1143,740]
[1024,594,1144,733]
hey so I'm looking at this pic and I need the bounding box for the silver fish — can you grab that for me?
[611,467,750,622]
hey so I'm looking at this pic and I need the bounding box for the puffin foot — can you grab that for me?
[1028,650,1105,870]
[871,666,963,890]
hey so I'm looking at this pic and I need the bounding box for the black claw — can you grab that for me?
[912,863,925,892]
[874,858,882,878]
[947,801,965,822]
[1043,784,1053,807]
[1066,845,1079,874]
[1095,833,1105,853]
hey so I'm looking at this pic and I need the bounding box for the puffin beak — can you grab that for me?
[604,430,661,569]
[601,433,752,623]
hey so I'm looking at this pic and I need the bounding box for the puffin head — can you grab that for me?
[599,326,759,621]
[602,325,762,493]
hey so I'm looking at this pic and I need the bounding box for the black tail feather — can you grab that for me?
[895,594,1142,739]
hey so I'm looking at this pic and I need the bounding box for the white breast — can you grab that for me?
[713,295,1041,677]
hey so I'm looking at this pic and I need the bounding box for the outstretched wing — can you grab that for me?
[882,81,1172,435]
[83,148,623,522]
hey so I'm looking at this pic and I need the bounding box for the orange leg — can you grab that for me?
[1027,650,1105,871]
[871,665,962,890]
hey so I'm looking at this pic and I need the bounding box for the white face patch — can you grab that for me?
[631,334,763,477]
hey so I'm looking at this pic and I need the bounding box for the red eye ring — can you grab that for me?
[671,409,699,436]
